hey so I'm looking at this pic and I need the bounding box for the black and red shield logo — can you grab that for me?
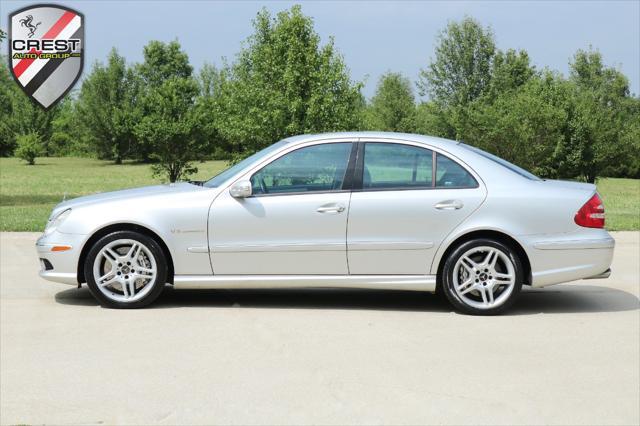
[9,4,84,110]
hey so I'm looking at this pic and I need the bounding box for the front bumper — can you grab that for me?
[36,231,87,285]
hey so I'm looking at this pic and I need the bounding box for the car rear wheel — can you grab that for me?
[84,231,167,308]
[441,239,523,315]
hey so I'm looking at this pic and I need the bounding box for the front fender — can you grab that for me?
[57,192,214,275]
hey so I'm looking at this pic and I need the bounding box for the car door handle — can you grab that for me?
[316,205,346,214]
[434,200,464,210]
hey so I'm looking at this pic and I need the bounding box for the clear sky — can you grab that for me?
[2,0,639,99]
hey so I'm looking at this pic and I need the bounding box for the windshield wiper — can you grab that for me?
[188,180,205,186]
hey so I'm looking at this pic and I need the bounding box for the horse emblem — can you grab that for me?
[19,14,41,38]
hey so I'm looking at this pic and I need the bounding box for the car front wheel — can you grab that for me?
[441,239,523,315]
[84,231,167,308]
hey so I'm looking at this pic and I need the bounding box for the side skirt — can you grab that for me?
[173,275,437,292]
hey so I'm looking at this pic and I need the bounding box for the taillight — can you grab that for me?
[574,193,605,228]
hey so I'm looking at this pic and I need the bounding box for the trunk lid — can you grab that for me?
[539,179,596,193]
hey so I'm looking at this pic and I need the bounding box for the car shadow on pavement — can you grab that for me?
[54,284,639,314]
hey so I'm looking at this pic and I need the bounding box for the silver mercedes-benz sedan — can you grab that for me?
[36,132,614,314]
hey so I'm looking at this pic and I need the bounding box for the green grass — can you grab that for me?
[0,157,638,231]
[596,177,640,231]
[0,157,227,231]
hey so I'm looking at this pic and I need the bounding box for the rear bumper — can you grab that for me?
[523,230,615,288]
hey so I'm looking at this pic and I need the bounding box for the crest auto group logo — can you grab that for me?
[9,4,84,110]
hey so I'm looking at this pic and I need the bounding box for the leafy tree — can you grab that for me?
[50,97,91,156]
[136,40,193,87]
[195,63,227,158]
[198,63,223,98]
[0,57,15,156]
[15,132,44,165]
[11,100,58,155]
[464,72,568,177]
[416,17,639,182]
[613,99,640,178]
[487,49,536,98]
[134,77,203,182]
[417,17,497,141]
[134,40,195,162]
[555,48,635,182]
[76,49,139,163]
[413,102,451,137]
[364,72,416,132]
[215,6,363,155]
[1,55,59,157]
[134,41,203,182]
[418,17,496,110]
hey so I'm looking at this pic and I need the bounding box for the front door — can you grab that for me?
[209,142,354,275]
[347,142,486,274]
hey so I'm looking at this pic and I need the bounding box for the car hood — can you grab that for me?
[51,182,209,216]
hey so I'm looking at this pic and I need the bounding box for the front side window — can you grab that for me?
[251,143,352,195]
[363,143,433,189]
[204,140,289,188]
[436,153,478,188]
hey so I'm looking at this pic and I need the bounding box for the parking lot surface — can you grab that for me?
[1,232,639,425]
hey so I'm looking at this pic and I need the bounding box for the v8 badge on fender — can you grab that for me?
[9,4,84,110]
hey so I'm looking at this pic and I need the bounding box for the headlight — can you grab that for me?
[44,208,71,235]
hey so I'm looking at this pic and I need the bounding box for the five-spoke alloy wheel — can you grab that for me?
[85,231,167,308]
[441,239,523,315]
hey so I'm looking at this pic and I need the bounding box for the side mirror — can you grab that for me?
[229,180,252,198]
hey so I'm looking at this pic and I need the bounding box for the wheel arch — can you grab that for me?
[77,223,175,285]
[435,230,532,289]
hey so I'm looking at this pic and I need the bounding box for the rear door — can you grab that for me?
[347,141,486,274]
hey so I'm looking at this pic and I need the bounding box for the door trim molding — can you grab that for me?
[348,241,434,251]
[211,242,346,252]
[173,274,436,292]
[187,246,209,253]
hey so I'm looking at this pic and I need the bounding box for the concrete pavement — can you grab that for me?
[1,232,638,425]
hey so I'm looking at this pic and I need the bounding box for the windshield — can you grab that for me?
[460,143,541,181]
[203,140,289,188]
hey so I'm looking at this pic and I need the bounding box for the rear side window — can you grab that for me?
[436,153,478,188]
[363,143,433,189]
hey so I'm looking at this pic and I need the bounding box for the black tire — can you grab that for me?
[84,231,168,309]
[441,238,523,315]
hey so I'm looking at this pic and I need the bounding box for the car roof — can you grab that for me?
[283,132,460,149]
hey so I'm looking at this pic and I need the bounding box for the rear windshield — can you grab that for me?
[460,143,541,181]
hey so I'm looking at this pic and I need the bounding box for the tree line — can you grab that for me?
[1,6,638,183]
